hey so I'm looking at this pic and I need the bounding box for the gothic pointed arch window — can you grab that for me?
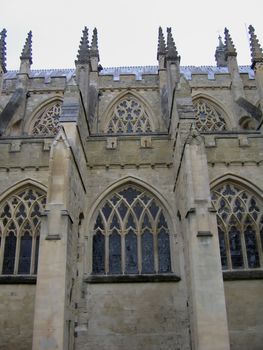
[211,182,263,270]
[193,98,227,132]
[30,101,62,136]
[105,94,154,134]
[0,186,46,275]
[92,185,172,275]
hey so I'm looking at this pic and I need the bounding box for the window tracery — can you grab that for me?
[92,186,171,275]
[193,99,227,132]
[31,102,62,136]
[0,187,46,275]
[211,183,263,270]
[106,95,154,134]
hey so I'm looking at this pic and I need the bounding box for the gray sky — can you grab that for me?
[1,0,263,70]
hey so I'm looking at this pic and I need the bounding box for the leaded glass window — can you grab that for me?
[0,187,46,275]
[92,185,171,275]
[30,102,62,136]
[106,95,154,134]
[193,99,227,132]
[211,183,263,270]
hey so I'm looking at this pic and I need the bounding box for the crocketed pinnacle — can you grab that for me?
[157,26,166,59]
[224,27,237,57]
[90,27,99,59]
[166,27,179,60]
[20,31,33,65]
[75,26,90,65]
[215,35,227,67]
[0,28,7,73]
[248,25,263,68]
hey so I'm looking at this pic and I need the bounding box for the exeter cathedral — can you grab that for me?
[0,24,262,350]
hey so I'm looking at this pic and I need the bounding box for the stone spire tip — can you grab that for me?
[224,27,237,58]
[0,28,7,73]
[76,26,90,65]
[166,27,179,61]
[90,27,99,60]
[157,26,166,59]
[248,24,263,69]
[20,31,33,65]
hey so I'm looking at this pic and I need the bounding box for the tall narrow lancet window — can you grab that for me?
[193,99,227,132]
[92,185,171,275]
[106,95,154,134]
[211,183,263,270]
[0,187,46,275]
[30,102,62,136]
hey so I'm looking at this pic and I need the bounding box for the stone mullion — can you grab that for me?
[257,224,263,267]
[240,221,248,269]
[121,217,125,275]
[30,233,36,275]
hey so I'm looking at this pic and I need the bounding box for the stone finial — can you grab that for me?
[0,28,7,73]
[20,31,33,65]
[157,26,166,59]
[166,27,180,61]
[248,25,263,69]
[224,27,237,58]
[90,27,99,60]
[75,26,90,65]
[215,35,227,67]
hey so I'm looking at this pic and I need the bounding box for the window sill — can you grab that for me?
[85,273,180,283]
[223,270,263,281]
[0,275,37,284]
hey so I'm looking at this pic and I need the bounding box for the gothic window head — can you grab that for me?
[30,102,62,136]
[0,186,46,275]
[211,182,263,270]
[106,95,154,134]
[193,99,227,132]
[92,185,171,275]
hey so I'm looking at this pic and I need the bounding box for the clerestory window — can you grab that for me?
[193,99,227,132]
[211,183,263,270]
[92,185,171,275]
[30,102,62,136]
[0,186,46,275]
[106,95,154,134]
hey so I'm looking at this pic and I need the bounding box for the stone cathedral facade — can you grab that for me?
[0,25,263,350]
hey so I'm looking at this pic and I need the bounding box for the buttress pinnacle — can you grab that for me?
[20,31,33,65]
[76,26,90,65]
[0,28,7,73]
[224,28,237,58]
[166,27,179,61]
[90,27,99,60]
[248,25,263,69]
[157,26,166,59]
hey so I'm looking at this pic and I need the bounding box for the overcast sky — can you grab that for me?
[1,0,263,70]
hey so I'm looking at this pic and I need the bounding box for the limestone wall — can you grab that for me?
[0,284,36,350]
[224,280,263,350]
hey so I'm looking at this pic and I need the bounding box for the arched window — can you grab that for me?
[0,186,46,275]
[106,95,154,134]
[211,183,263,270]
[193,99,227,132]
[30,102,62,136]
[92,185,171,275]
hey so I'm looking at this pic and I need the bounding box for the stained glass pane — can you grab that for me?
[18,232,32,274]
[218,227,228,269]
[158,229,171,273]
[3,232,17,274]
[193,99,226,132]
[125,230,138,274]
[141,230,154,274]
[244,226,260,268]
[228,226,243,269]
[34,235,40,274]
[92,232,105,274]
[109,231,121,274]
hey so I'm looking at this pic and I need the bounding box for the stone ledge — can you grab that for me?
[223,270,263,281]
[85,273,180,283]
[0,275,37,284]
